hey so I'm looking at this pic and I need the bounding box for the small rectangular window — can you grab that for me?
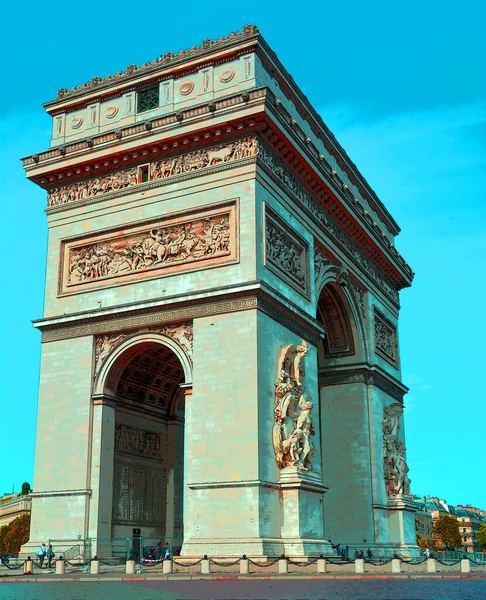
[137,164,150,183]
[137,86,159,113]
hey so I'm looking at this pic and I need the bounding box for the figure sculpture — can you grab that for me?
[383,404,411,496]
[272,340,318,472]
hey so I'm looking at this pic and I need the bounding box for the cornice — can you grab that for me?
[318,365,408,402]
[35,283,324,346]
[254,38,401,237]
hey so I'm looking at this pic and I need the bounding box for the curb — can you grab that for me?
[2,573,486,583]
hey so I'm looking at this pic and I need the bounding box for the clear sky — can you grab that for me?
[1,1,485,508]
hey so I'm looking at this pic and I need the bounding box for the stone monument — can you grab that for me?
[21,25,418,558]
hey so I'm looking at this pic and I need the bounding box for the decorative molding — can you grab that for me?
[264,205,309,298]
[318,366,408,402]
[55,25,259,100]
[29,489,92,498]
[59,200,238,295]
[39,287,323,347]
[219,66,236,83]
[46,137,258,209]
[179,79,195,95]
[258,145,399,305]
[373,307,399,367]
[273,341,319,473]
[115,423,163,458]
[94,323,193,377]
[383,403,411,497]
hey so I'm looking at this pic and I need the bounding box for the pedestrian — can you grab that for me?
[345,545,349,560]
[36,543,47,568]
[47,545,55,568]
[164,542,171,559]
[423,547,430,558]
[156,541,163,559]
[367,548,373,559]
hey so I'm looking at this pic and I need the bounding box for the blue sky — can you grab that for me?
[1,2,485,508]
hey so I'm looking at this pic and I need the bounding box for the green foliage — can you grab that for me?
[477,524,486,550]
[433,515,462,550]
[21,482,31,496]
[0,513,30,555]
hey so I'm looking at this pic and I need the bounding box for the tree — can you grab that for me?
[21,482,31,496]
[477,524,486,550]
[0,514,30,555]
[433,515,461,550]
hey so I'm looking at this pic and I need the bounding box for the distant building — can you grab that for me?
[0,495,32,527]
[422,497,486,552]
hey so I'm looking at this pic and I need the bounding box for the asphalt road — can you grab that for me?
[2,579,486,600]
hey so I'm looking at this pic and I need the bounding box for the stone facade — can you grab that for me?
[22,25,418,557]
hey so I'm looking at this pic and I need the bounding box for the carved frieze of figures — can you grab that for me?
[115,423,162,458]
[272,341,318,472]
[48,168,137,207]
[60,202,237,294]
[265,208,309,296]
[258,145,399,304]
[150,137,258,180]
[47,138,259,209]
[94,323,193,379]
[383,403,411,496]
[374,308,398,366]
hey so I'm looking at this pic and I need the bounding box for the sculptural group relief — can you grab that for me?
[60,202,237,294]
[383,404,411,496]
[273,341,318,472]
[47,138,259,209]
[374,308,398,366]
[115,423,163,458]
[265,207,309,296]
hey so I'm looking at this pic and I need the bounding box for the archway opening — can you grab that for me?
[108,342,186,553]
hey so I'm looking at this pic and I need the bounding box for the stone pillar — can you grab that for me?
[88,396,116,557]
[317,557,327,573]
[391,558,401,573]
[56,560,65,575]
[91,560,100,574]
[24,560,33,574]
[163,559,173,574]
[461,558,470,573]
[126,560,136,574]
[355,558,365,573]
[278,557,288,573]
[240,558,249,574]
[426,558,437,573]
[201,557,210,574]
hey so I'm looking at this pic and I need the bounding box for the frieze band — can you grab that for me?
[373,307,399,367]
[47,138,258,208]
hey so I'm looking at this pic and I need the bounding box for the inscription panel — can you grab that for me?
[264,204,309,298]
[59,200,238,295]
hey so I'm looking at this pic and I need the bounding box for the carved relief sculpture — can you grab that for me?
[47,138,258,209]
[60,201,237,294]
[115,423,163,458]
[265,207,309,296]
[273,341,318,472]
[94,323,193,378]
[383,404,411,496]
[374,308,398,366]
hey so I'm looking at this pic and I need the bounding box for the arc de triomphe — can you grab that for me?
[22,25,418,558]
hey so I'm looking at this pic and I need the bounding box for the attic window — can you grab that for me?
[137,86,159,113]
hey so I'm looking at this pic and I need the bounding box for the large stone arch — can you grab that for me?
[89,331,192,556]
[93,331,193,399]
[314,256,369,362]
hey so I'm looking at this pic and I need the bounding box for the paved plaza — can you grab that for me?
[2,578,486,600]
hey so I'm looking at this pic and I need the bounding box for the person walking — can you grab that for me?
[47,545,55,568]
[36,543,47,568]
[367,548,373,559]
[423,547,430,558]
